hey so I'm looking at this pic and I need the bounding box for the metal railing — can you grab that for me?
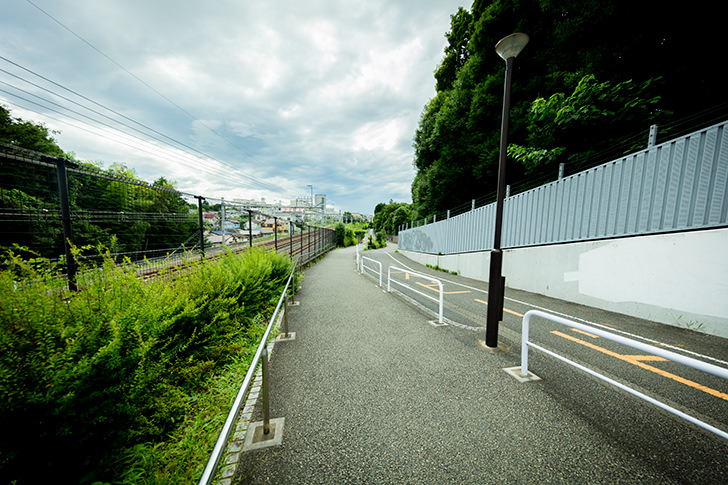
[359,256,383,287]
[198,257,299,485]
[520,309,728,440]
[387,266,444,324]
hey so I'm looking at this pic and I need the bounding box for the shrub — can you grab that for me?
[0,246,293,484]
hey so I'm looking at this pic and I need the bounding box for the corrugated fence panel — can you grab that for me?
[399,121,728,254]
[713,127,728,225]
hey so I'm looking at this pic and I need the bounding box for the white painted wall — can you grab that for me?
[399,228,728,338]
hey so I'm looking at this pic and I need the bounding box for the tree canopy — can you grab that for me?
[1,106,197,259]
[373,200,413,234]
[411,0,724,219]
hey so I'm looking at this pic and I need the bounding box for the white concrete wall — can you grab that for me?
[399,228,728,338]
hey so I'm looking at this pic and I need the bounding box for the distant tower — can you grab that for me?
[314,193,325,209]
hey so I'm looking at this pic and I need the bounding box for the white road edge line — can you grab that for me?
[384,250,728,367]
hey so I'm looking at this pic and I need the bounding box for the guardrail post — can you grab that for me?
[283,292,290,337]
[521,311,531,376]
[261,346,271,434]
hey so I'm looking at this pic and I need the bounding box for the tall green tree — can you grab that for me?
[372,200,413,234]
[0,105,65,156]
[411,0,723,219]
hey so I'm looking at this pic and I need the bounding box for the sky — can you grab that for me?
[1,0,473,215]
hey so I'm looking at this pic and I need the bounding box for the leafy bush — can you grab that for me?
[365,232,387,250]
[335,222,358,248]
[0,246,293,484]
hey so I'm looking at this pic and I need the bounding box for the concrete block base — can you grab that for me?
[503,366,542,383]
[275,332,296,342]
[243,417,285,451]
[476,339,510,354]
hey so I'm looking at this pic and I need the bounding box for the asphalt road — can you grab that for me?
[234,244,728,484]
[364,244,728,433]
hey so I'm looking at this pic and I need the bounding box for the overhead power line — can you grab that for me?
[0,57,281,193]
[15,0,283,193]
[0,60,280,191]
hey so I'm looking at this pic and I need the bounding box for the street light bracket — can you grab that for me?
[495,32,529,61]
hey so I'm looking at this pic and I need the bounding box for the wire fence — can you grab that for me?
[1,142,335,286]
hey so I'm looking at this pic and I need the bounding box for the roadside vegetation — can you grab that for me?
[365,232,386,250]
[0,245,293,484]
[334,221,366,248]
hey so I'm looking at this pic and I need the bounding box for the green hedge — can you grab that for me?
[0,247,293,484]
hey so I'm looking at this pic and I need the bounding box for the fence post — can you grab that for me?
[472,199,475,211]
[48,156,77,291]
[558,163,565,179]
[289,221,294,256]
[648,124,658,148]
[195,195,206,257]
[221,198,227,246]
[248,210,253,248]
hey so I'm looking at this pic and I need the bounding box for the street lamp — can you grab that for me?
[485,32,529,349]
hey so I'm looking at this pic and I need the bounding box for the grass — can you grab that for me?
[0,245,293,484]
[426,263,459,275]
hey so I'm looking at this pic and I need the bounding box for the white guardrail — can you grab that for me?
[360,256,383,287]
[520,309,728,440]
[387,266,443,324]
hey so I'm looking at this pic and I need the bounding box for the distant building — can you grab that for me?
[261,218,287,232]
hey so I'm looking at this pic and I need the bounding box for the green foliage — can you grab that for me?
[0,246,293,484]
[334,222,357,248]
[372,200,412,234]
[1,107,198,260]
[411,0,721,219]
[0,105,65,156]
[510,75,663,174]
[365,232,386,250]
[426,263,459,275]
[334,222,346,247]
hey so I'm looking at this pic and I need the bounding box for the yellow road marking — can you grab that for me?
[473,299,524,317]
[622,355,668,362]
[551,330,728,401]
[414,281,469,294]
[571,328,599,338]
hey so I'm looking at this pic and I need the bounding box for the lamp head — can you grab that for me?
[495,33,529,61]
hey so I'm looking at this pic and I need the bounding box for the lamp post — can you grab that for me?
[485,32,529,349]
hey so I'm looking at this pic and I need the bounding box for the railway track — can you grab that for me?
[136,229,335,281]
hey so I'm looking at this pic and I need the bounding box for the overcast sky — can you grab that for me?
[1,0,473,214]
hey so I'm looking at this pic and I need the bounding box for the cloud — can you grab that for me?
[1,0,470,214]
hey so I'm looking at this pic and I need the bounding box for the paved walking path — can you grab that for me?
[232,245,726,484]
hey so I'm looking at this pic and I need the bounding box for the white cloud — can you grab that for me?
[0,0,471,213]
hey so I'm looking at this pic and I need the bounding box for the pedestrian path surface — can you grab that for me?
[233,245,727,484]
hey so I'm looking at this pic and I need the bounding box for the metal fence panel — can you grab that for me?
[400,121,728,254]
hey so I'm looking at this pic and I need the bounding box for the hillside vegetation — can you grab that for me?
[0,246,293,484]
[410,0,723,219]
